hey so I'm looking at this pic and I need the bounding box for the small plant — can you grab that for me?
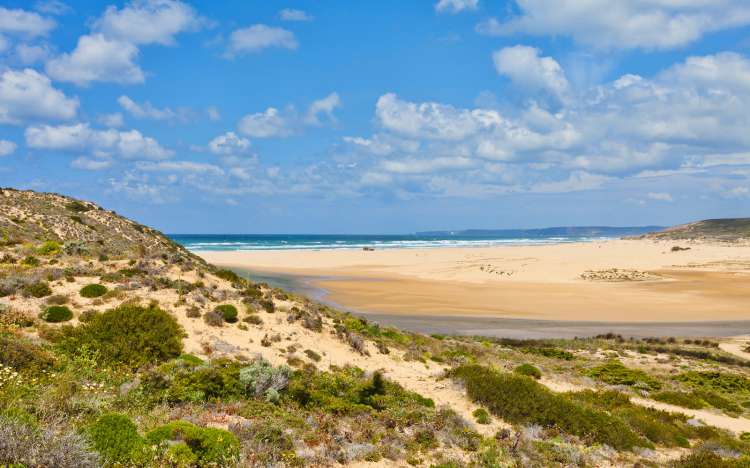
[79,309,98,322]
[243,314,263,325]
[86,413,145,465]
[260,299,275,313]
[186,306,201,318]
[46,294,69,305]
[514,363,542,379]
[41,306,73,323]
[36,241,61,256]
[146,421,239,466]
[203,311,223,327]
[239,358,291,400]
[304,349,322,362]
[472,408,491,424]
[215,304,238,323]
[586,360,661,391]
[21,256,40,267]
[22,281,52,298]
[79,284,108,298]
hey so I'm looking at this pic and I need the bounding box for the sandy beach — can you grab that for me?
[199,239,750,323]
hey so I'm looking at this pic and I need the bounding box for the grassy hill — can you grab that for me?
[643,218,750,241]
[1,189,750,467]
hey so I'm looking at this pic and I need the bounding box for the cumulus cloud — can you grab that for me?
[46,34,144,85]
[14,43,52,64]
[136,160,224,176]
[97,112,125,128]
[0,6,55,38]
[476,0,750,50]
[0,68,78,124]
[208,132,250,155]
[25,123,173,160]
[0,140,17,156]
[279,8,313,21]
[34,1,72,15]
[435,0,478,14]
[492,45,569,100]
[237,107,292,138]
[224,25,298,57]
[71,156,113,170]
[305,92,341,125]
[117,95,186,122]
[92,0,202,45]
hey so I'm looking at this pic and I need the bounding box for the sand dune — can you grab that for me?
[200,239,750,322]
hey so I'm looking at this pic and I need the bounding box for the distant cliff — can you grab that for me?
[639,218,750,241]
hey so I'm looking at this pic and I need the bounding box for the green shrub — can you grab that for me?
[586,360,662,391]
[87,413,145,464]
[214,304,238,323]
[164,359,244,402]
[0,335,54,372]
[304,349,322,362]
[66,201,92,212]
[21,256,40,267]
[260,299,275,313]
[22,281,51,298]
[472,407,491,424]
[36,241,61,256]
[79,284,108,298]
[514,363,541,379]
[240,359,291,400]
[523,347,575,360]
[78,309,98,322]
[450,365,644,450]
[45,294,69,305]
[214,268,242,283]
[145,420,239,466]
[694,390,743,415]
[243,314,263,325]
[41,306,73,323]
[653,391,706,409]
[59,304,185,368]
[676,371,750,394]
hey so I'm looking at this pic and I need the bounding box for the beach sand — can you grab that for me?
[199,239,750,323]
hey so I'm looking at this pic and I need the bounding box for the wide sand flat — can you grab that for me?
[199,239,750,322]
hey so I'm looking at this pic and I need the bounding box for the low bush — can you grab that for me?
[146,420,240,466]
[304,349,322,362]
[78,309,98,322]
[653,391,706,409]
[79,284,108,298]
[215,304,238,323]
[59,304,185,368]
[240,358,291,401]
[203,311,223,327]
[243,314,263,325]
[185,306,201,318]
[0,335,54,372]
[46,294,69,305]
[472,408,491,424]
[514,363,542,379]
[22,281,52,298]
[86,413,145,465]
[162,359,245,402]
[36,241,61,256]
[41,306,73,323]
[676,371,750,394]
[214,268,242,284]
[0,417,98,468]
[586,360,662,391]
[450,365,644,450]
[21,256,40,267]
[260,299,275,313]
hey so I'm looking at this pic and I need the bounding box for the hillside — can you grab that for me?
[2,190,750,467]
[642,218,750,241]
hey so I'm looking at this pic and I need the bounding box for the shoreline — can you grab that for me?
[197,239,750,331]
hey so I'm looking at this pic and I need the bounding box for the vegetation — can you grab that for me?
[41,305,73,323]
[514,363,541,379]
[87,413,145,464]
[79,283,108,298]
[22,281,52,298]
[215,304,238,323]
[586,359,662,390]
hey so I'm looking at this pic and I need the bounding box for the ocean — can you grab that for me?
[169,227,658,252]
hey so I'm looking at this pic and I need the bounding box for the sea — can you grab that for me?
[170,233,624,252]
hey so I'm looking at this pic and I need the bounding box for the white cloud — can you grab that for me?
[0,140,17,156]
[97,112,125,128]
[305,92,341,125]
[0,7,55,38]
[117,95,181,121]
[343,134,420,156]
[237,107,292,138]
[46,34,144,85]
[92,0,202,46]
[435,0,478,14]
[136,160,224,176]
[382,157,474,174]
[492,45,569,100]
[34,1,72,16]
[0,68,78,124]
[71,156,112,170]
[14,43,52,64]
[207,106,220,121]
[531,171,611,193]
[279,8,313,21]
[25,123,173,160]
[476,0,750,50]
[208,132,250,155]
[647,191,673,202]
[225,25,298,57]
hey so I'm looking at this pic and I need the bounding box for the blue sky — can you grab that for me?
[1,0,750,233]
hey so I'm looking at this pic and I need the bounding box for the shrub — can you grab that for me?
[79,284,108,298]
[59,304,185,368]
[0,335,54,372]
[36,241,61,256]
[41,306,73,323]
[239,358,291,400]
[214,268,242,284]
[78,309,98,322]
[0,417,98,468]
[514,363,542,379]
[185,306,201,318]
[203,311,223,327]
[524,347,575,360]
[304,349,322,362]
[450,365,644,450]
[586,360,662,391]
[22,281,52,298]
[145,420,239,465]
[676,371,750,394]
[260,299,275,313]
[165,359,244,402]
[243,314,263,325]
[21,256,40,267]
[652,391,706,409]
[472,408,491,424]
[215,304,238,323]
[86,413,144,465]
[66,201,92,212]
[46,294,69,305]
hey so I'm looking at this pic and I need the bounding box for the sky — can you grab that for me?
[1,0,750,234]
